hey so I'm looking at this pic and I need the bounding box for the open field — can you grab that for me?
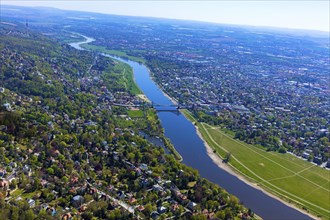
[80,44,146,63]
[121,65,141,95]
[127,109,144,118]
[112,62,142,95]
[182,110,330,219]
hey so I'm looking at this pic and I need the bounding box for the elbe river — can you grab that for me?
[70,36,312,220]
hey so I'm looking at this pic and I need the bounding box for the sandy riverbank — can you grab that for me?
[192,123,319,220]
[136,94,150,103]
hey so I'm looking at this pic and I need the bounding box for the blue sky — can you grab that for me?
[2,1,330,32]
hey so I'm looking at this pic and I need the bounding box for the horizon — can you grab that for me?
[2,1,330,33]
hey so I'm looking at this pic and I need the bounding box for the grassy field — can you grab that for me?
[81,43,146,63]
[182,110,330,219]
[112,62,142,95]
[127,109,144,118]
[122,64,142,95]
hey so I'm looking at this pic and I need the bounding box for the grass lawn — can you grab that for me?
[181,110,330,219]
[128,110,144,118]
[187,181,197,188]
[21,191,38,199]
[122,66,142,95]
[81,44,146,64]
[112,61,142,95]
[10,188,24,197]
[72,37,143,95]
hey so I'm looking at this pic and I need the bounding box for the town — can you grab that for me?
[69,13,330,167]
[0,21,253,219]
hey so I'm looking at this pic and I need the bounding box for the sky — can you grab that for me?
[2,1,330,32]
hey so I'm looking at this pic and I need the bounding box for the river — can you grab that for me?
[69,36,312,220]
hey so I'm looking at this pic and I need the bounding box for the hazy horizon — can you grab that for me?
[2,1,329,33]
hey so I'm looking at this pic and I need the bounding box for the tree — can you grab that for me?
[278,147,286,154]
[223,152,231,163]
[33,177,42,191]
[24,209,35,220]
[37,209,52,220]
[47,167,54,175]
[9,179,17,190]
[10,206,19,220]
[144,203,153,216]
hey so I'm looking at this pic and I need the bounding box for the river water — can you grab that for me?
[70,37,312,220]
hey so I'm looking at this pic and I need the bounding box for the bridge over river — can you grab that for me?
[112,101,192,112]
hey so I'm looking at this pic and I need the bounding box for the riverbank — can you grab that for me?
[198,127,318,220]
[146,67,178,106]
[181,110,320,220]
[136,94,150,103]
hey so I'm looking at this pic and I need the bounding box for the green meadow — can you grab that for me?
[80,43,146,64]
[182,110,330,219]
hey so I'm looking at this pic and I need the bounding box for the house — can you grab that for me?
[171,203,180,212]
[23,165,32,176]
[178,194,188,202]
[140,178,151,188]
[202,209,209,215]
[79,206,87,212]
[155,176,163,183]
[326,159,330,168]
[113,152,119,161]
[46,207,57,216]
[0,169,6,178]
[139,163,148,170]
[0,125,7,131]
[61,213,72,220]
[207,212,215,219]
[69,187,77,194]
[313,156,322,165]
[72,195,84,208]
[107,184,115,192]
[153,184,163,191]
[9,162,17,168]
[3,103,12,111]
[134,167,142,176]
[74,161,81,169]
[150,211,159,219]
[187,201,197,211]
[117,190,125,200]
[109,201,120,210]
[99,194,109,201]
[171,188,181,197]
[87,187,97,195]
[0,180,9,189]
[157,206,167,214]
[27,199,36,208]
[137,205,145,212]
[70,176,79,185]
[128,197,137,204]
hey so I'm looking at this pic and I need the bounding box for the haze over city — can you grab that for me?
[2,0,330,32]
